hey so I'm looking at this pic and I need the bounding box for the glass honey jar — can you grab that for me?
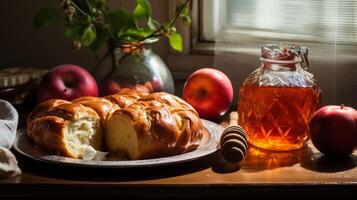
[237,44,321,151]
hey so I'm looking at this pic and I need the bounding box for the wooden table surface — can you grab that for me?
[1,138,356,199]
[1,98,356,199]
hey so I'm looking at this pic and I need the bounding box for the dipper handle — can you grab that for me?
[229,111,239,126]
[220,112,248,163]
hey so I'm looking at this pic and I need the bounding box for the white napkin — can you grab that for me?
[0,147,21,178]
[0,100,21,178]
[0,99,18,149]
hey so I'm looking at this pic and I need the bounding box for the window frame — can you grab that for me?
[168,0,218,80]
[168,0,263,78]
[167,0,357,108]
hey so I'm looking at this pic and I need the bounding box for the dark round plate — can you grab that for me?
[13,119,223,168]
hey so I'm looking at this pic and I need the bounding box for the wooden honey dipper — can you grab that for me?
[220,111,248,163]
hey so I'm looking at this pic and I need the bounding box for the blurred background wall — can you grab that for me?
[0,0,170,71]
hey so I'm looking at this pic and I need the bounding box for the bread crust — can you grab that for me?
[73,96,119,126]
[27,102,101,159]
[27,92,204,160]
[107,92,204,159]
[26,99,70,127]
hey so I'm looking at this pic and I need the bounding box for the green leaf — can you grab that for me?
[147,17,156,30]
[81,26,97,46]
[133,4,146,19]
[107,10,136,31]
[65,24,81,40]
[90,30,109,51]
[136,0,152,17]
[168,32,183,52]
[33,7,60,28]
[117,28,153,42]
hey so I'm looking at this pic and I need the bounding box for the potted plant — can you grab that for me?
[34,0,191,95]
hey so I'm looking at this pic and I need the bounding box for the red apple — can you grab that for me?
[37,64,98,102]
[183,68,233,119]
[309,105,357,157]
[100,80,122,96]
[150,77,163,92]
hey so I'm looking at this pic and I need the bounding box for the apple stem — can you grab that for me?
[341,104,345,109]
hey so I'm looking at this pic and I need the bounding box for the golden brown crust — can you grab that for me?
[108,92,204,159]
[27,116,73,157]
[27,102,101,159]
[26,99,70,127]
[104,93,141,108]
[28,92,204,160]
[44,103,98,120]
[73,96,119,126]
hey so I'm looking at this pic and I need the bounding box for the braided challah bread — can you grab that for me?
[26,92,204,160]
[106,93,204,160]
[72,96,119,127]
[27,102,102,159]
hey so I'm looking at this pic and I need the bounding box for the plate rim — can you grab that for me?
[13,119,223,168]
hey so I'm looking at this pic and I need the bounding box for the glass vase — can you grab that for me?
[93,38,174,96]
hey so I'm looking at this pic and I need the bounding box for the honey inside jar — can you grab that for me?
[237,44,321,151]
[238,84,320,151]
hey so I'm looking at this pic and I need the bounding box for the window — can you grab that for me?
[203,0,357,46]
[195,0,357,107]
[169,0,357,107]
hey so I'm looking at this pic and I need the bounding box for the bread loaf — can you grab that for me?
[26,99,70,127]
[72,96,118,127]
[27,102,102,159]
[27,92,204,160]
[106,92,204,160]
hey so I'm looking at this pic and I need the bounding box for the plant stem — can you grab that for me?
[142,0,191,41]
[168,0,190,27]
[85,0,92,14]
[70,1,87,16]
[70,0,117,42]
[93,19,117,41]
[100,53,131,85]
[91,51,111,74]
